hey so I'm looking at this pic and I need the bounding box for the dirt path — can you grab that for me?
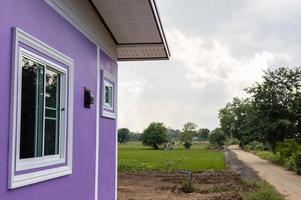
[228,145,301,200]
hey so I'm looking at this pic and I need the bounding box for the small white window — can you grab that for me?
[102,71,116,118]
[104,80,114,110]
[9,28,74,189]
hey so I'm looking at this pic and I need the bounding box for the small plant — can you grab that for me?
[180,170,195,193]
[182,181,195,193]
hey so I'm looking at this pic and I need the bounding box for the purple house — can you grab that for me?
[0,1,169,199]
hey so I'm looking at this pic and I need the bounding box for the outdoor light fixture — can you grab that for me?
[84,87,94,108]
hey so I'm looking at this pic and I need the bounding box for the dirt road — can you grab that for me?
[229,145,301,200]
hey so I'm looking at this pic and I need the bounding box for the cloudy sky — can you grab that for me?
[118,0,301,132]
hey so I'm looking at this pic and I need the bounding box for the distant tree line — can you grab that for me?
[118,122,210,150]
[118,128,140,143]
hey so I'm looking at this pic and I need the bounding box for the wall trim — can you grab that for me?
[95,47,100,200]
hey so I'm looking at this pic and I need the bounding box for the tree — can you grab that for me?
[219,67,301,149]
[199,128,210,141]
[208,128,226,147]
[140,122,168,149]
[118,128,130,143]
[219,98,261,146]
[181,122,197,149]
[246,67,301,149]
[183,122,198,133]
[167,128,181,141]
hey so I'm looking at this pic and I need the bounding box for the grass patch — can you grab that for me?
[244,181,285,200]
[251,151,282,165]
[118,142,225,172]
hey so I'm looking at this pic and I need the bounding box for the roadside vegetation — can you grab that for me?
[217,67,301,175]
[244,181,284,200]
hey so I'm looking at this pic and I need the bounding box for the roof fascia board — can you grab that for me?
[149,0,171,57]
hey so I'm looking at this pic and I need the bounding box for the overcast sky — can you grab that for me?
[118,0,301,132]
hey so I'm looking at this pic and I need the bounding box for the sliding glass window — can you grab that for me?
[20,54,64,160]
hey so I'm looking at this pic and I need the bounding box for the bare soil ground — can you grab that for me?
[118,171,252,200]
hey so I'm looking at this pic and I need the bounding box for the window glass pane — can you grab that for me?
[44,119,58,155]
[44,68,60,155]
[46,70,59,108]
[45,109,56,118]
[20,57,44,159]
[109,86,113,106]
[104,82,113,109]
[105,85,110,104]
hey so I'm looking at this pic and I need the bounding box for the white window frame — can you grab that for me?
[101,70,116,119]
[9,28,74,189]
[104,80,114,111]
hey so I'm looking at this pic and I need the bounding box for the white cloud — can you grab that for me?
[167,29,290,97]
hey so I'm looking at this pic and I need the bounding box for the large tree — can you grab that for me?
[219,67,301,149]
[140,122,168,149]
[219,98,262,146]
[247,67,301,149]
[183,122,198,133]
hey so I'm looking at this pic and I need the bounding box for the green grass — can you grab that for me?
[118,142,225,172]
[251,151,282,165]
[244,181,285,200]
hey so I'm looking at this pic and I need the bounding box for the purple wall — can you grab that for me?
[0,1,117,200]
[99,51,117,200]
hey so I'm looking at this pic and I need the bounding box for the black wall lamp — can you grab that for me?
[84,87,94,108]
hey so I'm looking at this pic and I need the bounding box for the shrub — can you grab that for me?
[244,141,264,151]
[225,138,240,146]
[208,128,225,147]
[254,143,264,151]
[276,139,300,162]
[295,152,301,174]
[231,138,240,145]
[181,131,193,149]
[183,142,192,149]
[284,156,295,171]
